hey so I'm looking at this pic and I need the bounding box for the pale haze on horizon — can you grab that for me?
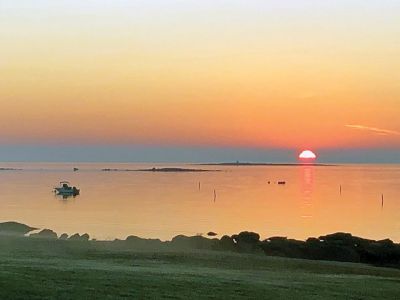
[0,0,399,162]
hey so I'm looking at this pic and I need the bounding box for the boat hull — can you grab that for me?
[55,187,80,195]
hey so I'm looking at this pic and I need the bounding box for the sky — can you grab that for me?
[0,0,399,162]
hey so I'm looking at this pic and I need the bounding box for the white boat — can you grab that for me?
[54,181,80,196]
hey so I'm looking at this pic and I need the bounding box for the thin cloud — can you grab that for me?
[345,125,400,136]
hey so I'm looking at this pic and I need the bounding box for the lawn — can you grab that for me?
[0,237,399,299]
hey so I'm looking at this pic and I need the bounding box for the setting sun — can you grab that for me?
[1,2,400,298]
[299,150,317,160]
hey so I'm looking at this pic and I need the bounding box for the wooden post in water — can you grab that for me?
[381,194,384,208]
[198,182,201,191]
[340,185,342,195]
[214,189,216,202]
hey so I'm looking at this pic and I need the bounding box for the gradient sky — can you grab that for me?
[1,1,399,162]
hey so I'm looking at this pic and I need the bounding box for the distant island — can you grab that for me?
[0,168,22,171]
[102,167,219,172]
[199,162,335,166]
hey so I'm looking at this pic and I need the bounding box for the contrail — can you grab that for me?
[345,125,400,136]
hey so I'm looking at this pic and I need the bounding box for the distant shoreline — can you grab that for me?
[101,167,219,172]
[198,162,336,167]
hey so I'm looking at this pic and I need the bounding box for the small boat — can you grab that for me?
[73,168,79,172]
[54,181,80,196]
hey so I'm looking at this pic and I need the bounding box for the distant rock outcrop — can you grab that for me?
[68,233,90,241]
[232,231,261,252]
[30,229,58,239]
[259,232,400,266]
[0,222,36,236]
[59,233,69,240]
[1,220,400,269]
[216,235,236,251]
[102,167,217,172]
[171,235,219,249]
[68,233,80,241]
[125,235,162,248]
[137,168,215,172]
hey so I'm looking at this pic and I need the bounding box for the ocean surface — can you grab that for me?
[0,163,399,241]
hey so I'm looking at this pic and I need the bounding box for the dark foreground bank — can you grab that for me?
[2,222,400,269]
[1,222,400,299]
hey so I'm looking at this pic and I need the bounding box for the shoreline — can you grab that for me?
[1,221,400,299]
[101,167,220,172]
[197,162,337,166]
[2,221,400,269]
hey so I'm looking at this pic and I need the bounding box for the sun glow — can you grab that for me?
[299,150,317,160]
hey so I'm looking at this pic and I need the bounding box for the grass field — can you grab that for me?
[0,237,399,299]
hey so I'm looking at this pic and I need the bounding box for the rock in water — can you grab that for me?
[68,233,90,241]
[59,233,69,240]
[30,229,58,239]
[0,222,37,236]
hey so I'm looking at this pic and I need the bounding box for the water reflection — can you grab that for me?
[301,166,314,197]
[0,163,399,241]
[300,166,314,219]
[56,194,79,200]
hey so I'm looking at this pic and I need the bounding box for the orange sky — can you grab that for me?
[1,1,399,149]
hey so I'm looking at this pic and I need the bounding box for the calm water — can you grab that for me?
[0,163,399,241]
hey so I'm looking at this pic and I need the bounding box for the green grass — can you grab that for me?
[0,237,399,299]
